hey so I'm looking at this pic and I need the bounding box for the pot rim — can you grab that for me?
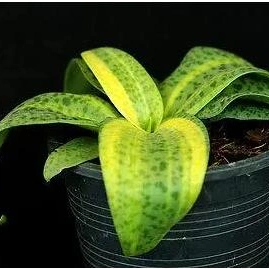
[72,149,269,182]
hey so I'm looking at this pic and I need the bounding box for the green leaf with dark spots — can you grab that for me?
[64,58,105,96]
[81,47,163,132]
[160,46,269,117]
[99,116,209,256]
[197,74,269,119]
[0,93,119,146]
[44,137,98,181]
[211,100,269,121]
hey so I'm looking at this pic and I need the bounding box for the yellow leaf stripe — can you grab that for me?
[160,117,209,213]
[81,47,163,132]
[160,46,255,118]
[82,51,139,124]
[163,58,242,115]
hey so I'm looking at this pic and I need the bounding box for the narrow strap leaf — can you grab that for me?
[0,93,119,144]
[81,47,163,132]
[99,117,209,256]
[64,58,105,95]
[197,74,269,119]
[44,137,98,181]
[211,100,269,121]
[160,46,269,117]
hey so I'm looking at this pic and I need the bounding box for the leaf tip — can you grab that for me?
[43,166,53,183]
[0,215,7,225]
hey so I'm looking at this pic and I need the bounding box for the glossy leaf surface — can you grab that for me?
[0,93,119,141]
[82,47,163,132]
[44,137,98,181]
[197,74,269,119]
[99,117,209,256]
[211,100,269,121]
[161,46,269,117]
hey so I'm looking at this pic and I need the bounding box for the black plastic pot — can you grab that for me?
[63,150,269,268]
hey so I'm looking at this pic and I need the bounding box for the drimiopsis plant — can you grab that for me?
[1,47,269,256]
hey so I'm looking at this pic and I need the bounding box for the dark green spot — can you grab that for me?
[150,224,159,229]
[159,161,167,171]
[63,97,71,106]
[82,106,88,113]
[151,165,157,171]
[172,191,179,200]
[199,91,206,98]
[155,181,168,193]
[210,81,217,88]
[219,64,227,71]
[144,195,150,201]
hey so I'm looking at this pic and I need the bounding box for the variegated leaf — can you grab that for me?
[197,74,269,119]
[99,117,209,256]
[64,58,104,96]
[161,46,269,117]
[211,100,269,121]
[0,93,119,142]
[44,137,98,181]
[81,47,163,132]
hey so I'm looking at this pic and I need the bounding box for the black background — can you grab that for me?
[1,3,269,267]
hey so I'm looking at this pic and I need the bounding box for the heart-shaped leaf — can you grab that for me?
[44,136,98,181]
[0,93,119,145]
[161,46,269,117]
[99,116,209,256]
[81,47,163,132]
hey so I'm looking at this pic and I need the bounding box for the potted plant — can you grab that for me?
[1,46,269,267]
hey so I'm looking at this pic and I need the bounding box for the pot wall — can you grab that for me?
[65,151,269,267]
